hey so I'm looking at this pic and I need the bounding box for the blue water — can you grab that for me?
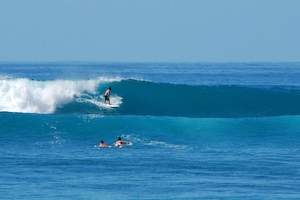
[1,62,300,199]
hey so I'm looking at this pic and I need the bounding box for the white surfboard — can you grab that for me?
[86,99,119,108]
[105,104,119,108]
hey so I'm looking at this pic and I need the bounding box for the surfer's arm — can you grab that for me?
[121,141,132,144]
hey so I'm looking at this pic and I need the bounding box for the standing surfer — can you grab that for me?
[104,87,111,105]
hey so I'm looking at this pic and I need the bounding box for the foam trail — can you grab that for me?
[0,78,106,114]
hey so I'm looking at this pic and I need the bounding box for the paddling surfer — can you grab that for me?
[104,87,111,105]
[114,137,132,147]
[99,140,112,147]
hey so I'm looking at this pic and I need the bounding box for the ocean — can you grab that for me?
[1,62,300,199]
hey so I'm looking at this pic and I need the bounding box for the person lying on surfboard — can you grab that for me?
[114,137,132,147]
[104,87,111,105]
[99,140,112,147]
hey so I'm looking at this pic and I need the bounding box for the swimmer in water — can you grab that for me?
[114,137,132,147]
[99,140,112,147]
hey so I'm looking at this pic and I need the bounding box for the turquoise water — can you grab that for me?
[1,63,300,199]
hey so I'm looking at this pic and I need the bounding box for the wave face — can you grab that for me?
[113,80,300,118]
[1,78,300,118]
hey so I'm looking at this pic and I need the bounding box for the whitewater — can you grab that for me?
[0,77,123,113]
[1,62,300,199]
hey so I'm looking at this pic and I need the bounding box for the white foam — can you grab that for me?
[0,75,11,80]
[118,134,186,149]
[95,76,124,83]
[145,140,187,149]
[0,78,118,114]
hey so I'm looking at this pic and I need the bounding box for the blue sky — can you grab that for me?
[0,0,299,62]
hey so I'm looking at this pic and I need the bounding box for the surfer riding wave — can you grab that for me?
[104,87,111,105]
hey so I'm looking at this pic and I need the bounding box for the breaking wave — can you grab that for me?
[1,78,300,118]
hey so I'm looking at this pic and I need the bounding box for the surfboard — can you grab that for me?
[86,99,119,108]
[105,104,119,108]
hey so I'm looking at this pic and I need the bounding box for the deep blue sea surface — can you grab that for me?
[1,62,300,199]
